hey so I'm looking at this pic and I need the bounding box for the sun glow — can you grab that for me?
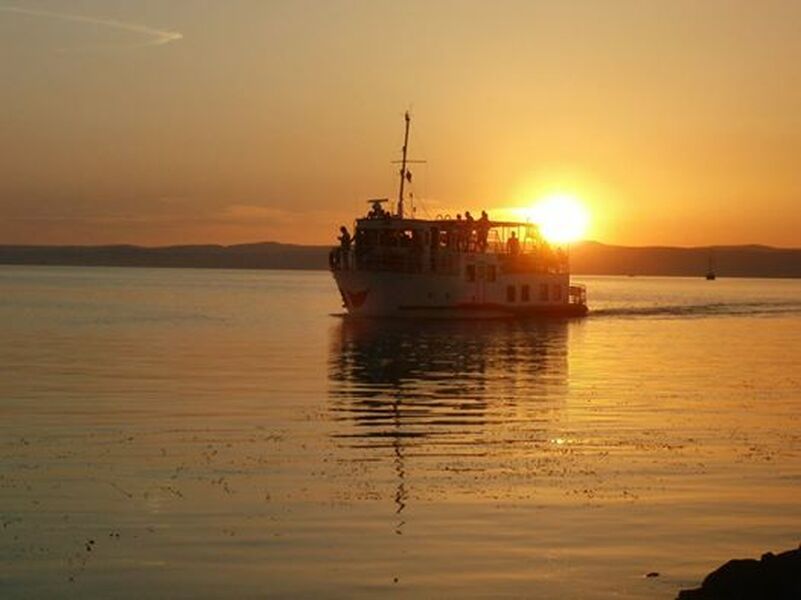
[526,194,590,244]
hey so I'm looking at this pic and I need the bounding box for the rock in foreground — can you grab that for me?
[677,545,801,599]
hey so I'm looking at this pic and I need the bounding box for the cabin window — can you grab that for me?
[521,284,530,302]
[466,264,476,282]
[553,284,562,301]
[506,285,516,302]
[487,265,496,282]
[540,283,549,301]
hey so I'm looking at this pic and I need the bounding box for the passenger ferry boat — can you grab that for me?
[330,114,588,318]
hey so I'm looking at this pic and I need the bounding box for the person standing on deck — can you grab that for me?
[507,231,520,257]
[477,211,490,252]
[338,226,352,268]
[464,211,475,252]
[453,214,464,250]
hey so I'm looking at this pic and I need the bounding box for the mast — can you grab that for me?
[397,111,410,218]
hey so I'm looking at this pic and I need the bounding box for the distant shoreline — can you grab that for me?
[1,241,800,278]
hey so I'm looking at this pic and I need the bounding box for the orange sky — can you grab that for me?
[1,1,800,247]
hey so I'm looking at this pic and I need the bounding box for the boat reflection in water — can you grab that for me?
[327,318,571,527]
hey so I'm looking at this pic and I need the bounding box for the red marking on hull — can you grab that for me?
[346,289,369,309]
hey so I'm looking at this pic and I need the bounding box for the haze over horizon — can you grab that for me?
[2,1,800,248]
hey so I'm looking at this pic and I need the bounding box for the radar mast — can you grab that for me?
[397,111,411,218]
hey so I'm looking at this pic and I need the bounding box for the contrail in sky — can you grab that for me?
[0,5,183,47]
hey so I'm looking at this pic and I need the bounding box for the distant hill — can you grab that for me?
[0,242,330,271]
[0,241,799,278]
[570,241,801,278]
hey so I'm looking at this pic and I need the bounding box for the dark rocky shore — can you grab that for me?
[677,545,801,599]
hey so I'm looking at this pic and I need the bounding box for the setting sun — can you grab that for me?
[527,194,590,244]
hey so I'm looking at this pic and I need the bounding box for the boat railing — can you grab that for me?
[329,247,354,271]
[331,244,570,277]
[499,252,569,275]
[330,246,427,274]
[569,284,587,306]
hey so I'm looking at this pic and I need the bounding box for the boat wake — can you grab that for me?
[591,301,801,319]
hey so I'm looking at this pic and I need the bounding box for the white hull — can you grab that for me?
[333,257,586,318]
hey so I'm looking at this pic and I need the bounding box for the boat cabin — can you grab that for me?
[330,210,569,277]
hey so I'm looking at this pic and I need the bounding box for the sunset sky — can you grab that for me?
[2,0,800,247]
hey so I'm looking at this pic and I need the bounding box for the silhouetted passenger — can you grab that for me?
[338,226,352,268]
[339,226,352,250]
[453,214,463,249]
[507,231,520,257]
[465,211,475,251]
[477,211,490,252]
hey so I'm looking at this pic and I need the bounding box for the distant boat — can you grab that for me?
[706,251,716,280]
[328,113,588,318]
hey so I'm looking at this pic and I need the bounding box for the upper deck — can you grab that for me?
[331,212,569,276]
[329,113,569,277]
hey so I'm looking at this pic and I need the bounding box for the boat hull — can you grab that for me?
[332,269,587,319]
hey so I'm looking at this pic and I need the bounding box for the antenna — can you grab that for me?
[392,112,426,219]
[397,111,410,218]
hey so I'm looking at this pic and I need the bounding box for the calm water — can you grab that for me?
[1,266,800,599]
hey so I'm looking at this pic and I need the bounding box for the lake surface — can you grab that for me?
[1,266,800,598]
